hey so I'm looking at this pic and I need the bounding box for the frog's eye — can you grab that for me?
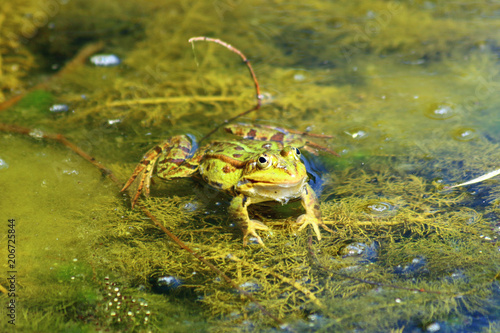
[282,146,301,160]
[257,154,272,169]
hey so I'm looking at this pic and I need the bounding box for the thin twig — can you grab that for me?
[444,168,500,190]
[188,37,262,143]
[189,37,261,102]
[0,123,118,183]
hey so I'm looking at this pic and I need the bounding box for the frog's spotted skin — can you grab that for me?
[122,124,332,245]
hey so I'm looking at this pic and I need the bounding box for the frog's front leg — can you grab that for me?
[229,194,269,246]
[296,183,325,240]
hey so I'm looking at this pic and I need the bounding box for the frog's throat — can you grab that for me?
[237,177,307,204]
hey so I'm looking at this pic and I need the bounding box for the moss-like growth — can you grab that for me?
[1,0,499,332]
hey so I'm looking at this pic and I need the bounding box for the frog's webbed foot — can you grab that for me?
[121,136,194,208]
[242,219,269,246]
[229,194,270,246]
[295,214,322,240]
[294,183,334,241]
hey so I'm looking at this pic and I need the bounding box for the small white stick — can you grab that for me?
[446,168,500,189]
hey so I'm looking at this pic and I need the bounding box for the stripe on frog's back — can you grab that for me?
[203,153,247,168]
[209,140,281,152]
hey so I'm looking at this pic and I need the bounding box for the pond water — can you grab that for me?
[0,0,499,332]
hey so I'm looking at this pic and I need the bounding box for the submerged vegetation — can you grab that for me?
[0,0,499,332]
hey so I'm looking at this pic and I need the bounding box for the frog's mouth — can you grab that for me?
[238,177,307,204]
[242,176,306,187]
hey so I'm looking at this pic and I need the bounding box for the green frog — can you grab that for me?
[122,123,335,245]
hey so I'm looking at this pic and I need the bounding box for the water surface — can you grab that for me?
[0,1,499,332]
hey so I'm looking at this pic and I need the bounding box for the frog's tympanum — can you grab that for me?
[122,124,334,245]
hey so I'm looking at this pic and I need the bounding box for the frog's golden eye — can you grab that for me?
[281,146,301,160]
[257,154,272,169]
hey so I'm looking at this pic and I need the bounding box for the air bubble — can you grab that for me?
[344,127,369,140]
[425,102,456,119]
[364,201,396,217]
[29,129,44,140]
[0,158,8,170]
[452,127,477,141]
[49,104,69,113]
[90,54,121,67]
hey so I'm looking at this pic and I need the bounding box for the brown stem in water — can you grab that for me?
[188,37,262,143]
[189,36,261,103]
[0,123,118,183]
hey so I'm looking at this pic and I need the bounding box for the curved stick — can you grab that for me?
[189,36,261,103]
[188,37,263,143]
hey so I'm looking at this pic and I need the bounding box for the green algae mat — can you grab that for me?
[0,0,499,332]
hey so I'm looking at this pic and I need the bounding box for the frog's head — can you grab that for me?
[237,146,308,204]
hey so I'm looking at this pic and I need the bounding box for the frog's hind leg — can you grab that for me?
[156,145,205,179]
[224,123,339,156]
[121,135,197,208]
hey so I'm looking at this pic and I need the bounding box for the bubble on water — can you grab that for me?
[183,202,199,212]
[426,322,441,332]
[29,129,44,140]
[425,102,457,119]
[451,127,477,141]
[154,276,183,294]
[90,54,121,67]
[258,92,274,104]
[0,158,8,169]
[49,104,69,113]
[344,127,369,140]
[107,119,121,125]
[294,73,306,81]
[334,146,350,156]
[238,281,261,292]
[364,201,396,217]
[341,242,368,257]
[157,276,182,289]
[62,169,79,175]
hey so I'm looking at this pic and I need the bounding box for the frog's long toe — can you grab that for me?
[242,219,269,246]
[296,214,322,241]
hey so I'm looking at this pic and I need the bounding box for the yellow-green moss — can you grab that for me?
[0,0,499,332]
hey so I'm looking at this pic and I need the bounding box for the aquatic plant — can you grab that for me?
[0,0,499,332]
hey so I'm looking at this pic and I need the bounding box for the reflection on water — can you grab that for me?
[0,0,499,332]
